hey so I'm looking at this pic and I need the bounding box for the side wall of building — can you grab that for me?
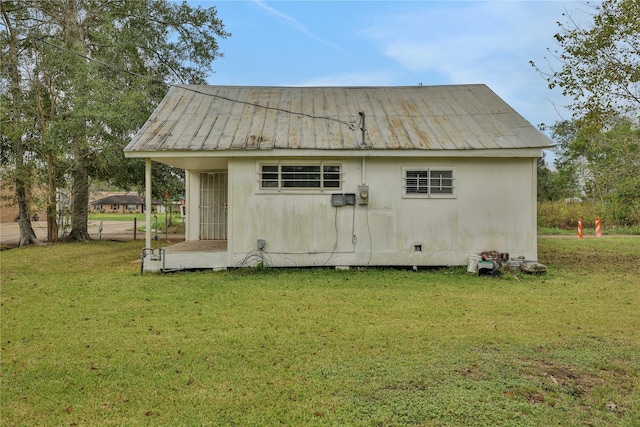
[219,156,536,267]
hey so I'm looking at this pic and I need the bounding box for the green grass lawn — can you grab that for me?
[1,238,639,426]
[538,226,640,236]
[88,212,147,222]
[89,212,183,223]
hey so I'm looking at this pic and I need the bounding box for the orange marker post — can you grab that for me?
[578,217,583,239]
[595,217,602,238]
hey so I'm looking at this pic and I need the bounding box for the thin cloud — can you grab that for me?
[366,2,551,76]
[251,0,347,53]
[360,1,572,126]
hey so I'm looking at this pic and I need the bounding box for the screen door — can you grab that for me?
[199,172,227,240]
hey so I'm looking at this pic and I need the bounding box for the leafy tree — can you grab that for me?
[0,0,229,243]
[584,119,640,224]
[1,2,39,246]
[537,154,566,201]
[549,118,640,224]
[533,0,639,225]
[546,120,585,200]
[532,0,640,127]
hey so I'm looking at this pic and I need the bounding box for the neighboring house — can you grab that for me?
[0,180,20,223]
[125,84,553,272]
[91,194,146,213]
[0,178,44,223]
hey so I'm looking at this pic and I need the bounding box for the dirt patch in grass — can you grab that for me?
[538,237,640,273]
[519,359,599,395]
[513,355,636,418]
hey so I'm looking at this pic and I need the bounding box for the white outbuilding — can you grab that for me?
[124,84,553,272]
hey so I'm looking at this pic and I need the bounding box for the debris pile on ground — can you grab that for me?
[519,262,548,274]
[467,250,547,277]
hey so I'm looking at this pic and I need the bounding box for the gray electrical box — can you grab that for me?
[331,194,345,206]
[332,193,358,206]
[358,185,369,205]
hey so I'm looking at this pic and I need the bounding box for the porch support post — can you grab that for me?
[145,158,152,249]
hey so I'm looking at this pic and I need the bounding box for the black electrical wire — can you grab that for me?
[235,249,273,268]
[181,85,359,128]
[365,203,372,266]
[320,206,340,266]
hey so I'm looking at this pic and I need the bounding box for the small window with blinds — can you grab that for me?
[404,168,454,197]
[259,162,342,191]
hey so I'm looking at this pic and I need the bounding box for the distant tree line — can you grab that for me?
[534,0,639,227]
[1,0,229,245]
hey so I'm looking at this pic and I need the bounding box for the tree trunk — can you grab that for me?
[64,2,91,242]
[67,138,91,241]
[2,3,39,246]
[46,153,59,242]
[16,172,39,246]
[34,72,60,243]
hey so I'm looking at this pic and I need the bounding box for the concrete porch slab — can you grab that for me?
[143,240,228,272]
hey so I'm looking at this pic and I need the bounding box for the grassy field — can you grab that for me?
[538,226,640,236]
[1,238,639,426]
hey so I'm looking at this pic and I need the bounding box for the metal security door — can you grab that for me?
[199,172,228,240]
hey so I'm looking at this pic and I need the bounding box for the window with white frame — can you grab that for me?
[259,162,341,190]
[404,168,454,197]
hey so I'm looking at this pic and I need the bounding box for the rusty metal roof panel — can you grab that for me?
[124,84,553,153]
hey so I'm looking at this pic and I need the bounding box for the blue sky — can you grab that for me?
[193,0,586,140]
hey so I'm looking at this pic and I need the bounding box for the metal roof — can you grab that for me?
[124,84,553,154]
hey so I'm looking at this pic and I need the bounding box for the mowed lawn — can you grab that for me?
[1,237,639,426]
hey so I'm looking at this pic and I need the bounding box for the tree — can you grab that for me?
[1,0,229,243]
[537,154,566,201]
[532,0,640,128]
[546,120,585,200]
[548,118,640,224]
[581,119,640,224]
[533,0,640,225]
[1,2,40,246]
[27,48,70,241]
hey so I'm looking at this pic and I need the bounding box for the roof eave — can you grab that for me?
[124,147,549,160]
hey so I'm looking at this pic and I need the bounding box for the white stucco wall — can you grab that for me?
[217,156,537,268]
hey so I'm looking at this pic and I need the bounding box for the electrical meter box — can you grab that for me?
[358,185,369,205]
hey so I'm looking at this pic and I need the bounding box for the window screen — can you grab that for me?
[429,170,454,194]
[260,163,341,190]
[405,169,454,196]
